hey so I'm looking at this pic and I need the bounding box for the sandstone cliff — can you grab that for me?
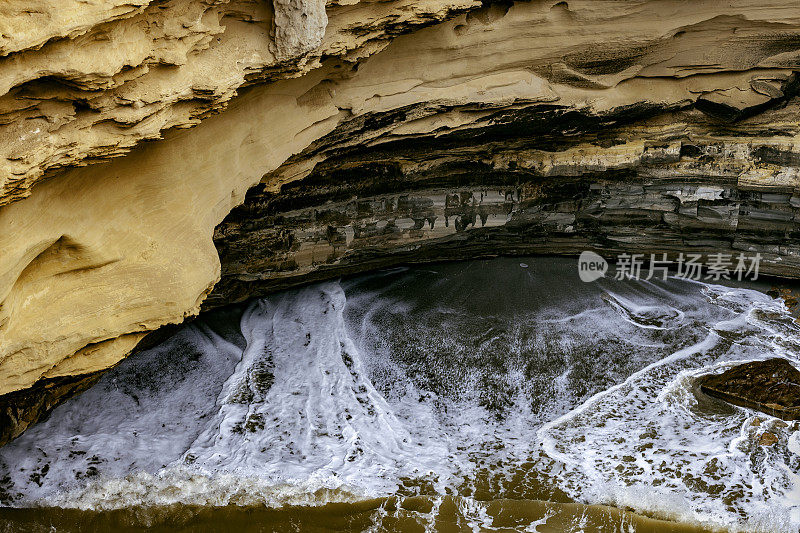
[2,0,800,442]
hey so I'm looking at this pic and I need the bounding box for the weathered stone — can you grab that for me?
[696,73,800,122]
[699,359,800,421]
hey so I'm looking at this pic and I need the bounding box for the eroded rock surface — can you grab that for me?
[208,108,800,304]
[3,0,800,442]
[699,359,800,421]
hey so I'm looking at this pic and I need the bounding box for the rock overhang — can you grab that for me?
[3,0,800,443]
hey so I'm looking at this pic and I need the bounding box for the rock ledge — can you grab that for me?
[699,358,800,421]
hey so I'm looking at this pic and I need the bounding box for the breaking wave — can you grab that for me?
[0,258,797,532]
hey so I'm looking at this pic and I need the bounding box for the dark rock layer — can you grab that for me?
[205,102,800,308]
[0,373,104,446]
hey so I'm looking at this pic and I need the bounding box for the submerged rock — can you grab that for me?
[699,358,800,421]
[758,431,779,446]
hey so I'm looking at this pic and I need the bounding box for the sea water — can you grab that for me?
[0,258,797,532]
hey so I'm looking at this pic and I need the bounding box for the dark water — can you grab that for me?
[0,258,798,532]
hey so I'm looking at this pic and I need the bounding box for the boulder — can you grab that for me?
[699,358,800,421]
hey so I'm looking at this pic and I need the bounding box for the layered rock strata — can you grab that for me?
[209,110,800,305]
[3,0,800,442]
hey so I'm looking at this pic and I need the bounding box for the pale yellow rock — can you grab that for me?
[42,334,147,381]
[0,0,151,57]
[0,0,479,207]
[0,70,338,393]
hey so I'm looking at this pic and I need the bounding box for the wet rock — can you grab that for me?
[699,358,800,421]
[0,373,104,447]
[758,431,778,446]
[767,286,800,317]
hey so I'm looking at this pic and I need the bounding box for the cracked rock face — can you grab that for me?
[3,0,800,442]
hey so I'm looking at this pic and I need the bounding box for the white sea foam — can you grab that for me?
[538,282,800,533]
[0,261,797,533]
[1,283,454,510]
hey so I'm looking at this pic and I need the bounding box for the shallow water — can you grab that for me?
[0,258,798,532]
